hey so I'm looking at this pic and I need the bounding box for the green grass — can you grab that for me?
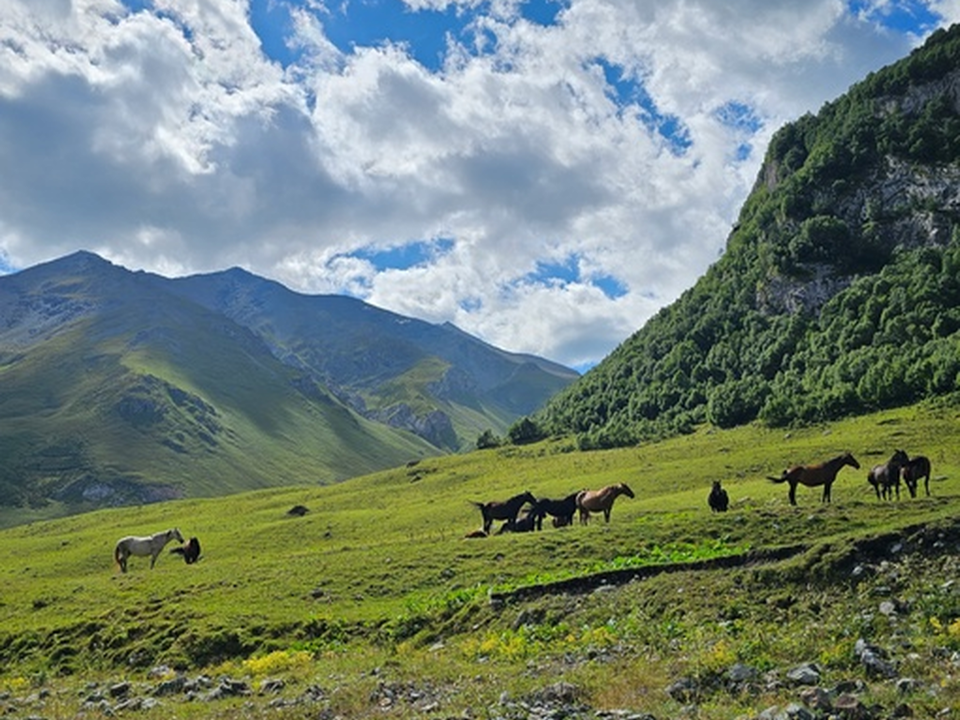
[1,400,958,718]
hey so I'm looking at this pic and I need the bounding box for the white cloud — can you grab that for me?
[0,0,943,368]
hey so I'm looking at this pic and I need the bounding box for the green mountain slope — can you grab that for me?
[0,253,438,524]
[540,25,960,448]
[0,401,957,717]
[164,267,578,450]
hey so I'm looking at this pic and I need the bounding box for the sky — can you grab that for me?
[0,1,955,372]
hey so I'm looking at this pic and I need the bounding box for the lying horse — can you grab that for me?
[867,449,909,501]
[901,455,932,498]
[708,480,729,512]
[531,492,580,530]
[768,452,860,506]
[470,491,537,535]
[497,510,538,534]
[170,536,202,564]
[114,528,184,573]
[576,483,634,524]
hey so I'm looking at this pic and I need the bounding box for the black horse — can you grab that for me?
[867,449,910,501]
[170,536,202,564]
[530,492,580,530]
[470,491,537,535]
[708,480,729,512]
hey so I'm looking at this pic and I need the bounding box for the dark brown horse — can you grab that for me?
[867,450,909,501]
[531,492,580,530]
[708,480,729,512]
[576,483,634,524]
[901,455,932,498]
[768,452,860,506]
[470,491,537,534]
[497,510,538,534]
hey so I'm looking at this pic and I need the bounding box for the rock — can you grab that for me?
[107,681,131,698]
[259,678,285,694]
[799,686,832,711]
[666,676,698,702]
[833,693,871,719]
[785,663,821,686]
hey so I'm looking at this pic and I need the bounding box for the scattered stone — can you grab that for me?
[666,676,698,702]
[784,702,815,720]
[896,677,922,694]
[799,686,832,711]
[107,681,130,698]
[833,693,870,719]
[259,677,285,694]
[785,663,821,686]
[153,675,186,696]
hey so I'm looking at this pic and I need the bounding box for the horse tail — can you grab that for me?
[114,540,125,569]
[767,474,787,484]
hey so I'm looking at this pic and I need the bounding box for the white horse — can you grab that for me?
[114,528,184,573]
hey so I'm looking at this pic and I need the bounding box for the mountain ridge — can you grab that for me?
[0,251,576,525]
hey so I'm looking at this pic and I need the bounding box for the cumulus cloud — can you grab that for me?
[0,0,943,368]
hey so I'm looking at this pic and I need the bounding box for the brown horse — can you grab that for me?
[768,452,860,506]
[867,450,909,501]
[901,455,932,498]
[531,492,580,530]
[470,491,537,534]
[576,483,634,524]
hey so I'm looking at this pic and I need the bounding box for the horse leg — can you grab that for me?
[823,481,832,503]
[788,481,797,506]
[603,508,611,523]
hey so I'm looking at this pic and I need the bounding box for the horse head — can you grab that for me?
[173,528,185,543]
[618,483,635,499]
[842,452,861,470]
[891,449,909,466]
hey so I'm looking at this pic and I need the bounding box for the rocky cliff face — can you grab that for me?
[757,66,960,317]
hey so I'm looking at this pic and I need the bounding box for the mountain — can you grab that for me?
[161,267,577,449]
[540,24,960,448]
[0,252,576,520]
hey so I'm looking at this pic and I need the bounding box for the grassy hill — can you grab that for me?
[1,398,957,718]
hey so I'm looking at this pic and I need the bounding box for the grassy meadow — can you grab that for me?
[1,399,959,718]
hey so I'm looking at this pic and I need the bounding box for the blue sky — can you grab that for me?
[0,0,952,371]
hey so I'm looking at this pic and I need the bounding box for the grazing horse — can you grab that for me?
[170,536,202,564]
[708,480,729,512]
[531,492,580,530]
[867,450,910,501]
[767,452,860,506]
[901,455,932,498]
[114,528,184,573]
[576,483,635,524]
[470,491,537,534]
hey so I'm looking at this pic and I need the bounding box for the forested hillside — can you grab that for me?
[539,25,960,448]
